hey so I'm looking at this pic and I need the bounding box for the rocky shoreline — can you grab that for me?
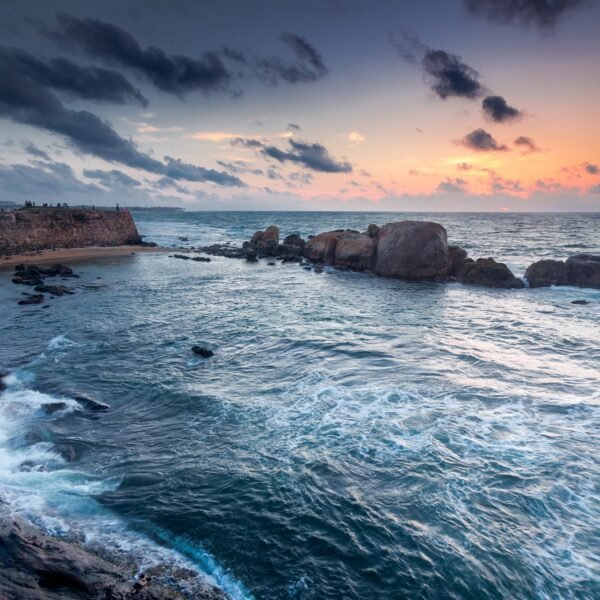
[181,220,600,290]
[0,503,227,600]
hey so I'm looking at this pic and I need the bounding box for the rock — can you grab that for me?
[40,402,68,415]
[173,253,191,260]
[366,224,380,239]
[448,246,468,277]
[313,265,324,273]
[0,374,6,393]
[571,299,590,305]
[0,509,227,599]
[250,225,279,255]
[73,393,110,411]
[39,264,75,277]
[18,294,45,305]
[190,256,211,262]
[267,261,276,266]
[334,232,376,271]
[178,236,189,241]
[566,254,600,288]
[245,248,258,262]
[303,231,345,263]
[374,221,450,279]
[34,284,74,296]
[283,234,305,249]
[458,258,524,289]
[192,346,214,358]
[524,259,568,288]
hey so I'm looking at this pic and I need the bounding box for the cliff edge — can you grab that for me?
[0,208,142,255]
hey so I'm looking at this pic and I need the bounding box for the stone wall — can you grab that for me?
[0,208,142,255]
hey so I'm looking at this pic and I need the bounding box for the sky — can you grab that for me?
[0,0,599,211]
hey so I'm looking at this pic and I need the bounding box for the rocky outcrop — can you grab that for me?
[250,225,279,255]
[448,246,468,277]
[374,221,450,279]
[0,508,227,600]
[525,259,568,288]
[458,258,524,289]
[303,231,345,263]
[334,232,376,271]
[0,208,141,255]
[524,254,600,289]
[566,254,600,288]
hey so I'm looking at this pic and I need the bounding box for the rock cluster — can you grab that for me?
[525,254,600,289]
[11,263,78,306]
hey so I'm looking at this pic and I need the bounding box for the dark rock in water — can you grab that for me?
[73,393,110,411]
[283,234,305,249]
[34,284,74,297]
[245,248,258,261]
[140,240,158,247]
[313,265,324,273]
[250,225,279,255]
[0,509,227,599]
[40,264,75,277]
[191,256,211,262]
[0,374,6,393]
[178,236,189,241]
[267,261,276,266]
[18,293,44,305]
[458,258,524,289]
[366,224,380,239]
[40,402,68,415]
[448,246,468,277]
[566,254,600,289]
[375,221,450,279]
[173,253,191,260]
[524,259,568,288]
[334,232,376,271]
[192,346,214,358]
[571,299,590,305]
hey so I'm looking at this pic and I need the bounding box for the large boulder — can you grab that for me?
[250,225,279,255]
[304,231,345,263]
[448,246,468,277]
[374,221,450,279]
[366,224,380,239]
[566,254,600,288]
[283,234,305,250]
[334,232,376,271]
[458,258,524,289]
[524,259,568,288]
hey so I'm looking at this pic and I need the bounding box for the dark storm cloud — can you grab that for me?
[0,65,244,186]
[232,137,352,173]
[83,168,141,187]
[482,95,522,122]
[584,162,599,174]
[422,49,483,100]
[0,46,147,106]
[257,33,328,84]
[463,0,585,28]
[22,141,51,160]
[514,135,540,152]
[461,128,509,151]
[51,14,233,97]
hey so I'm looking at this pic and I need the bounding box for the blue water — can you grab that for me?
[1,211,599,599]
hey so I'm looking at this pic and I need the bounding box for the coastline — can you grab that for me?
[0,245,171,271]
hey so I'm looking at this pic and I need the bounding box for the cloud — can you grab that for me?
[391,28,428,65]
[514,135,540,153]
[482,95,521,122]
[590,184,600,193]
[437,177,467,193]
[83,168,141,188]
[256,33,328,84]
[51,14,232,97]
[22,141,51,160]
[463,0,586,28]
[287,123,301,131]
[457,162,473,170]
[163,157,244,186]
[0,46,148,107]
[186,131,246,142]
[263,139,352,173]
[216,160,264,176]
[461,128,508,151]
[422,49,483,100]
[483,168,524,193]
[347,132,365,144]
[584,162,599,174]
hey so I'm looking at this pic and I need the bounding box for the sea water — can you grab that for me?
[0,211,599,599]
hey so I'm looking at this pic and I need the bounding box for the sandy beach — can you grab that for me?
[0,245,171,270]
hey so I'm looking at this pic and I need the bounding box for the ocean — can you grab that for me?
[1,211,599,599]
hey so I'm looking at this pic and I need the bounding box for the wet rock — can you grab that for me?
[250,225,279,255]
[313,265,324,273]
[192,346,214,358]
[303,231,345,263]
[40,402,68,415]
[72,393,110,411]
[448,246,468,277]
[374,221,450,279]
[34,284,74,297]
[566,254,600,289]
[18,294,45,305]
[366,224,380,239]
[524,259,568,288]
[173,253,191,260]
[190,256,211,262]
[282,234,305,250]
[571,299,590,305]
[178,236,189,241]
[458,258,524,289]
[334,232,376,271]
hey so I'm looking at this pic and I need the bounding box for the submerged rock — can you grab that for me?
[18,293,45,305]
[458,258,524,289]
[571,299,590,305]
[73,393,110,411]
[525,259,568,288]
[374,221,450,279]
[34,284,74,296]
[192,346,214,358]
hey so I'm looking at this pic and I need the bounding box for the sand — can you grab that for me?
[0,245,171,271]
